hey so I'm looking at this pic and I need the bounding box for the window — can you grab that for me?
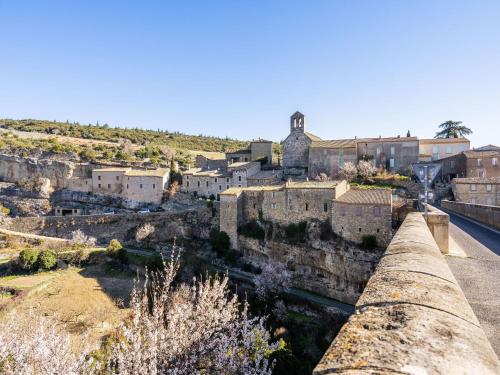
[98,183,101,188]
[107,184,111,189]
[390,146,395,155]
[219,185,222,191]
[215,178,218,183]
[358,228,362,232]
[187,181,190,187]
[238,176,242,182]
[197,181,200,187]
[98,175,101,181]
[272,203,276,209]
[486,197,493,205]
[470,184,476,192]
[493,158,498,167]
[140,184,143,189]
[389,158,395,168]
[355,206,362,216]
[446,146,452,154]
[477,159,483,167]
[226,185,229,189]
[470,199,476,204]
[127,184,129,189]
[376,147,381,156]
[186,176,189,180]
[116,176,119,181]
[153,184,155,189]
[272,191,276,198]
[305,203,309,211]
[206,181,209,187]
[373,206,381,217]
[377,228,380,233]
[238,184,241,187]
[432,146,438,154]
[324,203,328,212]
[486,184,492,192]
[226,178,230,183]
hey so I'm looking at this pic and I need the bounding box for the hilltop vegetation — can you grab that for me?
[0,119,251,167]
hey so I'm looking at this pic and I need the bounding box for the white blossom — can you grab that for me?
[70,229,97,247]
[135,223,155,243]
[254,262,292,301]
[339,162,358,182]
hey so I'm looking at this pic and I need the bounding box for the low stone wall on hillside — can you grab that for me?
[5,209,218,245]
[442,200,500,231]
[314,212,500,374]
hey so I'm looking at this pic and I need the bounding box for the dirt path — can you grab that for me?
[0,227,69,243]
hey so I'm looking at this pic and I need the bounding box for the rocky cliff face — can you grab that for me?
[0,154,75,189]
[237,221,384,304]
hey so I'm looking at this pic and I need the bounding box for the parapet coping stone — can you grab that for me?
[314,212,500,375]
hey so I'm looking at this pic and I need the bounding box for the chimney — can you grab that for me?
[379,135,381,139]
[397,135,400,138]
[355,136,357,139]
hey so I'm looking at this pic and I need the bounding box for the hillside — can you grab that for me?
[0,119,250,167]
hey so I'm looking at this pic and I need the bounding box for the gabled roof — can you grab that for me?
[304,132,322,141]
[419,137,470,144]
[453,177,500,184]
[310,139,356,149]
[356,136,418,143]
[474,144,500,151]
[334,189,392,205]
[124,168,169,177]
[463,150,500,158]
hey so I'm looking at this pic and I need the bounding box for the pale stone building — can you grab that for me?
[225,139,273,165]
[419,138,470,161]
[181,161,262,199]
[219,180,349,248]
[281,111,419,178]
[68,166,169,206]
[452,177,500,206]
[331,189,393,247]
[281,111,321,172]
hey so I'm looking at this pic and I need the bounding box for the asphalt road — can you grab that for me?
[444,210,500,356]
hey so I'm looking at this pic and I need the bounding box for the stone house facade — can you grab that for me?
[308,140,357,178]
[68,167,170,206]
[331,189,393,247]
[225,139,273,165]
[452,177,500,206]
[463,150,500,178]
[281,111,418,178]
[419,138,470,161]
[220,180,349,249]
[181,162,261,199]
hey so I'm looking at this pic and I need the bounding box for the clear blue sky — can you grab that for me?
[1,0,498,147]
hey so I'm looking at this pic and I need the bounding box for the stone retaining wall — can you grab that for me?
[314,212,500,374]
[442,200,500,231]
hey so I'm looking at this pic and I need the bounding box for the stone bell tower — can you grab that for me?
[290,111,306,133]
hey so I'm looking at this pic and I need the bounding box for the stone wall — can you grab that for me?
[4,209,217,245]
[442,200,500,230]
[314,213,500,374]
[282,130,311,169]
[219,192,242,249]
[331,202,392,247]
[452,179,500,206]
[308,147,357,179]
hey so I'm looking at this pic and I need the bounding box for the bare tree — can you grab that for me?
[135,223,155,243]
[106,253,279,374]
[254,262,292,301]
[357,160,375,180]
[339,162,358,182]
[314,172,330,182]
[0,311,88,375]
[70,229,97,247]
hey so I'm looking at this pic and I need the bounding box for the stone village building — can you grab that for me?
[219,180,393,249]
[451,177,500,206]
[282,111,419,178]
[182,140,283,199]
[66,166,170,207]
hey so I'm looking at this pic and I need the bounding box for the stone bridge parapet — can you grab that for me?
[314,212,500,374]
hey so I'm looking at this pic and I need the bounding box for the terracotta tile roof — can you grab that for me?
[310,139,356,148]
[335,189,392,205]
[453,177,500,184]
[124,168,169,177]
[356,136,418,143]
[463,150,500,158]
[304,132,322,141]
[419,138,470,144]
[285,180,342,189]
